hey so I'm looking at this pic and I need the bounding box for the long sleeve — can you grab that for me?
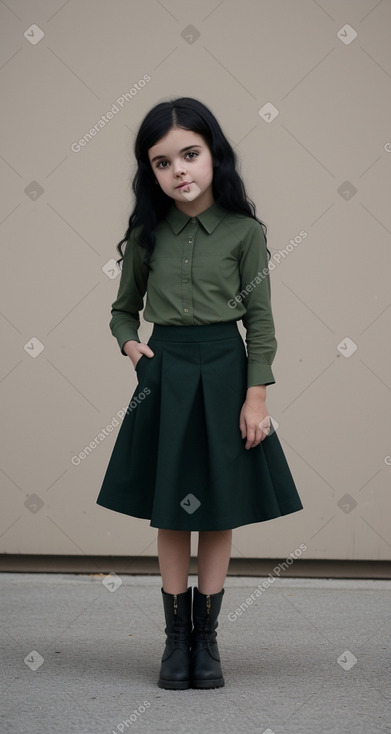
[109,228,149,355]
[238,221,278,387]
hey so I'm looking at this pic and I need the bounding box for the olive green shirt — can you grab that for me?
[109,201,277,388]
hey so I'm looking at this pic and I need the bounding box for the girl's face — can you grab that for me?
[148,127,214,213]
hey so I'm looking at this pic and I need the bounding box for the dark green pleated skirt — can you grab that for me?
[96,321,303,530]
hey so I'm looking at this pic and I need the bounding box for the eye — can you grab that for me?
[185,151,198,160]
[156,160,169,169]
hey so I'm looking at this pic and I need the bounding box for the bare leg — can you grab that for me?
[157,529,191,594]
[197,530,232,594]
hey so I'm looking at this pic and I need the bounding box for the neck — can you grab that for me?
[174,191,215,217]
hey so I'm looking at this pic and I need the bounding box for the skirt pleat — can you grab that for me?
[96,321,303,530]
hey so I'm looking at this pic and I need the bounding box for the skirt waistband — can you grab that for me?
[150,321,240,343]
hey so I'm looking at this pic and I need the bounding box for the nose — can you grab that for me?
[173,159,186,177]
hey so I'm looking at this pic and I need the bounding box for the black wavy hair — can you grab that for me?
[115,96,269,266]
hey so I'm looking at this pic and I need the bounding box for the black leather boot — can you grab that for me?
[190,586,225,689]
[158,586,192,690]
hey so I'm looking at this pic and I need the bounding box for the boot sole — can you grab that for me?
[191,677,224,689]
[158,678,191,690]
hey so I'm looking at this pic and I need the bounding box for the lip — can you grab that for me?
[176,181,193,189]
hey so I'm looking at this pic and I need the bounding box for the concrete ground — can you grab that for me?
[1,573,390,734]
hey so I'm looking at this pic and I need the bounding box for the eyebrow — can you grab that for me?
[150,144,202,163]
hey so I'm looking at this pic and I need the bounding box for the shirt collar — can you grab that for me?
[165,201,227,234]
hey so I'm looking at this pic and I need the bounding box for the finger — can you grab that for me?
[248,424,268,449]
[141,346,155,358]
[239,414,246,439]
[257,427,267,443]
[258,416,271,437]
[249,435,261,449]
[245,426,256,450]
[252,425,267,446]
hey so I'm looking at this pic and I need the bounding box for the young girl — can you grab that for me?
[96,97,303,691]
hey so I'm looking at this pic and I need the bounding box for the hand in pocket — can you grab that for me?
[122,340,155,369]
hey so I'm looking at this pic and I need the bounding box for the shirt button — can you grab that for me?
[184,259,189,263]
[184,308,189,313]
[183,278,189,283]
[190,218,196,223]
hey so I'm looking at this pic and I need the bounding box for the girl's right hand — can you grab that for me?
[122,340,155,369]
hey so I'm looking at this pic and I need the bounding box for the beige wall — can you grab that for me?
[1,0,390,561]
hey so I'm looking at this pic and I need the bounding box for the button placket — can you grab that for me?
[181,219,197,322]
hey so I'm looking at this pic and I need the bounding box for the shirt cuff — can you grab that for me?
[117,328,140,355]
[247,362,276,388]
